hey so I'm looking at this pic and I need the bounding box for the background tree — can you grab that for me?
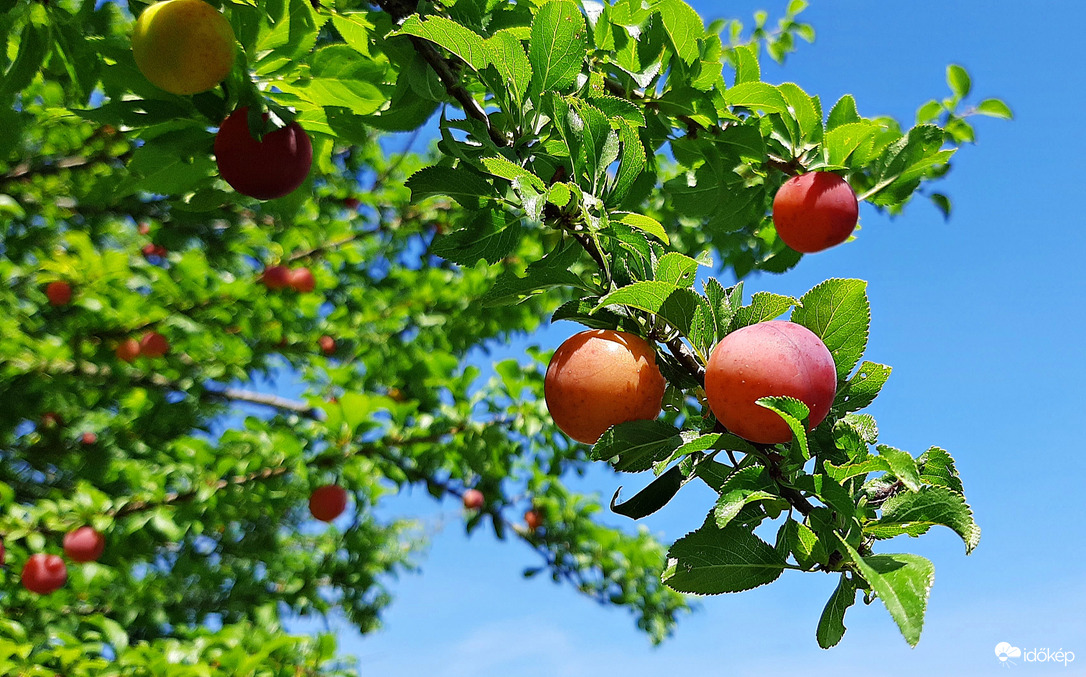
[0,0,1009,673]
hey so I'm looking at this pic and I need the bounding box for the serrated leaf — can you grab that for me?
[868,486,981,554]
[481,156,546,191]
[654,432,721,473]
[917,446,963,494]
[757,396,810,457]
[837,538,934,648]
[487,30,532,101]
[592,420,684,472]
[778,82,822,144]
[825,457,889,483]
[663,522,787,594]
[595,282,702,335]
[529,0,587,93]
[610,465,684,519]
[395,14,490,71]
[794,471,853,518]
[658,0,702,65]
[826,94,860,129]
[551,298,624,329]
[817,574,856,649]
[613,212,669,245]
[791,278,869,380]
[712,466,779,528]
[407,165,497,207]
[824,121,880,166]
[833,361,891,414]
[127,145,215,196]
[726,81,788,114]
[591,95,646,126]
[612,122,647,201]
[732,291,796,329]
[654,252,701,287]
[481,242,587,306]
[876,445,921,492]
[431,209,522,265]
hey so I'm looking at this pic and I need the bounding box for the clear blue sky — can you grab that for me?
[288,2,1086,673]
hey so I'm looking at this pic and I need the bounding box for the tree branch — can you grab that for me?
[373,1,511,148]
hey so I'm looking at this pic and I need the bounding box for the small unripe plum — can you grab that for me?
[524,509,543,531]
[63,527,105,563]
[41,412,63,429]
[289,267,316,293]
[21,553,67,595]
[46,281,72,306]
[462,489,484,510]
[262,265,291,290]
[309,484,348,522]
[132,0,236,95]
[140,331,170,358]
[318,335,336,356]
[214,107,313,200]
[705,320,838,444]
[138,222,151,235]
[116,338,141,362]
[772,172,859,253]
[81,431,98,446]
[544,329,666,444]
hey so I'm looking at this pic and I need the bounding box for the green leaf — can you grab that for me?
[658,0,702,65]
[613,212,669,245]
[791,278,870,380]
[529,1,587,93]
[481,243,587,306]
[732,291,796,329]
[481,156,546,191]
[712,466,779,529]
[395,14,490,71]
[612,122,648,201]
[551,298,624,330]
[488,30,532,101]
[406,165,497,207]
[825,457,889,483]
[826,94,860,129]
[917,446,963,494]
[610,465,684,519]
[0,23,49,101]
[837,538,935,648]
[974,98,1013,119]
[817,574,856,649]
[279,46,386,115]
[592,420,684,473]
[757,396,810,457]
[595,282,702,335]
[833,361,891,414]
[654,432,722,473]
[790,519,829,569]
[663,522,787,594]
[946,64,971,99]
[824,121,880,166]
[569,99,619,189]
[127,145,216,196]
[726,82,788,114]
[654,252,701,287]
[868,486,981,554]
[431,209,523,265]
[778,82,822,143]
[876,445,921,492]
[732,44,760,85]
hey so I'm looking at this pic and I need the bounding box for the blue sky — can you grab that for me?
[289,1,1086,673]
